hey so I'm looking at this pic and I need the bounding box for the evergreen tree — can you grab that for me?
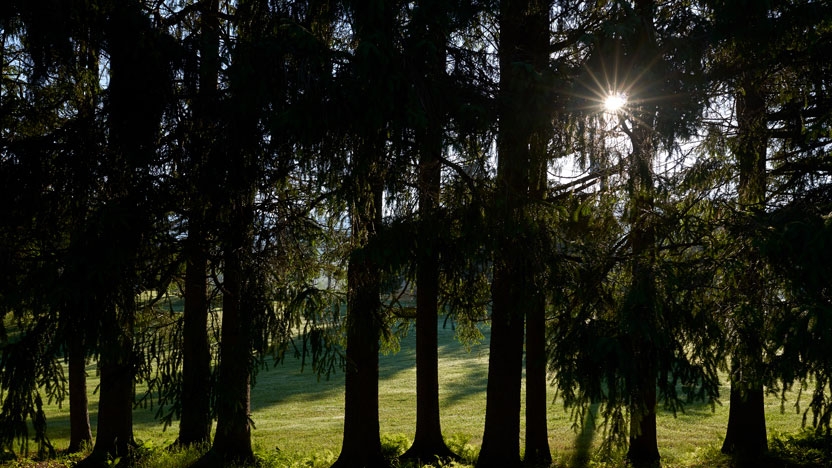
[330,1,402,465]
[176,0,220,449]
[477,1,551,467]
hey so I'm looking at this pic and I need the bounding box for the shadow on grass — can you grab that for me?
[248,319,490,413]
[570,402,600,468]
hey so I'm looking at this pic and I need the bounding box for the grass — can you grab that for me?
[1,320,826,467]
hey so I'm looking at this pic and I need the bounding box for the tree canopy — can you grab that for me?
[1,0,831,467]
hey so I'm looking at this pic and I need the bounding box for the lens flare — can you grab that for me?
[604,93,627,112]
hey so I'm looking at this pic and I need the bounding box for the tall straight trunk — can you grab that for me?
[78,303,136,467]
[67,24,98,455]
[332,180,386,468]
[67,333,92,453]
[478,1,548,467]
[403,121,455,463]
[401,0,455,463]
[332,2,392,466]
[206,196,255,466]
[626,122,660,467]
[523,73,552,468]
[178,226,212,447]
[524,293,551,466]
[177,0,219,447]
[721,77,768,463]
[479,262,526,468]
[624,2,660,465]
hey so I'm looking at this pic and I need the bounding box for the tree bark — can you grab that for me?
[624,3,660,465]
[524,294,551,466]
[625,122,660,468]
[524,68,552,468]
[67,15,97,456]
[205,196,255,466]
[402,153,456,462]
[78,302,136,468]
[477,1,548,467]
[177,0,218,447]
[721,77,768,463]
[401,0,456,463]
[721,360,767,463]
[331,179,386,468]
[178,226,212,447]
[67,333,92,453]
[331,2,392,465]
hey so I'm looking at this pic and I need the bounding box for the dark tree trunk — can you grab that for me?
[67,17,97,457]
[478,264,526,468]
[402,155,455,462]
[67,333,92,453]
[627,352,659,466]
[401,0,455,463]
[477,1,548,467]
[524,294,551,466]
[177,0,218,447]
[331,2,392,466]
[331,182,386,468]
[480,124,531,466]
[626,123,660,468]
[721,360,767,463]
[78,303,136,468]
[177,226,212,447]
[524,85,552,468]
[204,197,255,466]
[721,73,769,463]
[625,3,660,466]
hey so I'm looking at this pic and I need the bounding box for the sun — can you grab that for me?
[603,92,627,112]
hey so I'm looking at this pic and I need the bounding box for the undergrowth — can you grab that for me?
[1,431,830,468]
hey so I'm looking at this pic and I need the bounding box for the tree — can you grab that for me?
[400,0,459,463]
[330,2,400,466]
[705,0,832,461]
[177,0,220,448]
[78,2,178,464]
[719,76,769,462]
[0,0,98,455]
[477,1,550,467]
[547,2,717,465]
[620,2,662,463]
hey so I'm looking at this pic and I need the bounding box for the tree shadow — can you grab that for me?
[570,402,599,468]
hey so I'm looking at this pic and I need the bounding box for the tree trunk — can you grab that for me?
[477,1,548,467]
[524,86,552,468]
[721,74,769,463]
[177,226,212,447]
[331,2,391,465]
[478,262,526,468]
[401,0,455,462]
[67,15,97,456]
[332,181,387,468]
[625,3,660,465]
[524,294,551,466]
[626,122,660,468]
[177,0,218,447]
[78,303,135,468]
[67,333,92,453]
[627,350,659,466]
[721,360,767,463]
[204,196,255,466]
[402,156,455,462]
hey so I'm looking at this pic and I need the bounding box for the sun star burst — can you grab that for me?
[604,93,627,112]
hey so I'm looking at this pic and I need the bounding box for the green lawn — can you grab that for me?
[5,321,821,467]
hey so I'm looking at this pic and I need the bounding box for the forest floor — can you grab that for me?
[2,320,830,467]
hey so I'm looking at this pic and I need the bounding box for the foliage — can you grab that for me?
[1,0,832,466]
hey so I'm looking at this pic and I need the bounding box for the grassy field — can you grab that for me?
[3,320,825,467]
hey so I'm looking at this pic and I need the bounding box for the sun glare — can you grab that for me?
[603,93,627,112]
